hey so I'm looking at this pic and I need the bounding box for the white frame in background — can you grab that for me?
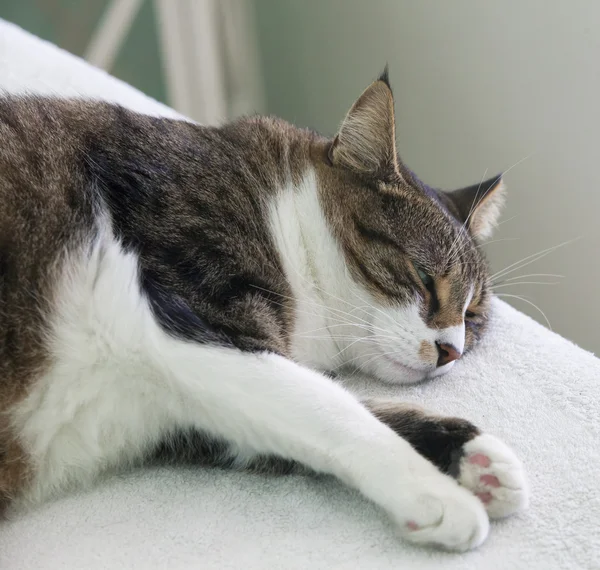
[83,0,264,124]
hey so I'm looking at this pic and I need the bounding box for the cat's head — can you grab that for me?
[312,69,505,384]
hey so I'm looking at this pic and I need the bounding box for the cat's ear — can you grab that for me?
[445,175,506,240]
[329,67,400,180]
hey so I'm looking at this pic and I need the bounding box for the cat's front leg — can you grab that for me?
[162,343,489,551]
[365,399,529,519]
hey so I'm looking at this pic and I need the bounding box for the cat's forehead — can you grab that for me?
[313,150,490,290]
[376,180,479,264]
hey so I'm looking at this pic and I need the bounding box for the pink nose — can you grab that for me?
[436,343,462,367]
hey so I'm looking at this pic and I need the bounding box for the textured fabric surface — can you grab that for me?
[0,20,598,570]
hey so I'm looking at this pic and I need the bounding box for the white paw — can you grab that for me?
[392,478,490,552]
[458,434,529,519]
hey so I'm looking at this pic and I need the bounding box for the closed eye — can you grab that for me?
[412,262,439,314]
[413,263,433,290]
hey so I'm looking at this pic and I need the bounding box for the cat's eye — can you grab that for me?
[413,263,433,289]
[465,310,477,320]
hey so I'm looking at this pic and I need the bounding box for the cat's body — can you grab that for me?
[0,73,528,550]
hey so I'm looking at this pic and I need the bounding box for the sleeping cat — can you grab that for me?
[0,70,528,551]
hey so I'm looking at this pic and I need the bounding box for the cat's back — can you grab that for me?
[0,97,128,285]
[0,95,210,258]
[0,96,135,231]
[0,96,116,177]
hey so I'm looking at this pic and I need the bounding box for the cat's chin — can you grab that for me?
[374,355,431,385]
[428,361,456,378]
[373,354,456,385]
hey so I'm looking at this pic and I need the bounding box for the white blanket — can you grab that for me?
[0,20,598,570]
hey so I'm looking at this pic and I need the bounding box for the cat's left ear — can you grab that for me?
[329,67,400,180]
[444,175,506,240]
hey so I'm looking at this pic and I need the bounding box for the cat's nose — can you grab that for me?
[435,342,462,367]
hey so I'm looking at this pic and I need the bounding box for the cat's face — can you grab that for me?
[314,70,505,384]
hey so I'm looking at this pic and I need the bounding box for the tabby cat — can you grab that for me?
[0,70,528,551]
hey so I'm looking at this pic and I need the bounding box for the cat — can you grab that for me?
[0,69,528,551]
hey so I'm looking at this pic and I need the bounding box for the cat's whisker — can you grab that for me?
[495,214,520,227]
[292,329,354,339]
[249,292,358,330]
[345,301,407,331]
[330,336,377,363]
[334,343,419,371]
[249,284,358,324]
[249,284,398,338]
[291,322,371,337]
[499,153,536,178]
[356,349,409,372]
[292,332,393,342]
[476,237,520,249]
[494,272,564,284]
[314,288,411,335]
[316,280,415,337]
[490,238,579,283]
[294,332,402,344]
[333,350,382,371]
[344,287,414,336]
[248,252,399,335]
[495,293,552,330]
[492,281,560,289]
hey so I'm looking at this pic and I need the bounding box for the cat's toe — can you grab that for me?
[457,433,529,519]
[399,479,490,552]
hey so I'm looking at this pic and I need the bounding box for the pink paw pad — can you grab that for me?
[468,453,491,468]
[406,521,419,531]
[480,474,500,488]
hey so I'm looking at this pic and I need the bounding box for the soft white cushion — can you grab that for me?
[0,20,598,570]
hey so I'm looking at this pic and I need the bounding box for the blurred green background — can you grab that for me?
[0,0,168,102]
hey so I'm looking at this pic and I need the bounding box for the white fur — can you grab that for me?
[10,172,494,550]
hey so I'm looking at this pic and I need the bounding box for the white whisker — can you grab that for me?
[495,214,520,227]
[499,273,564,283]
[356,349,409,372]
[477,237,520,249]
[492,281,560,289]
[490,238,580,283]
[495,293,552,330]
[249,284,401,342]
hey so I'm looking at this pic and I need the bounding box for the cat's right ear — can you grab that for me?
[328,68,401,181]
